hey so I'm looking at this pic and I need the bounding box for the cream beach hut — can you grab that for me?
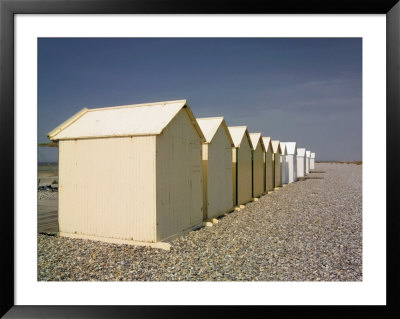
[297,148,306,178]
[310,152,316,170]
[228,126,253,206]
[48,100,205,247]
[282,142,298,183]
[271,140,282,189]
[249,133,266,199]
[197,117,234,220]
[306,150,311,174]
[262,137,274,193]
[280,143,289,186]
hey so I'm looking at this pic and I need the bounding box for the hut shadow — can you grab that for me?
[297,176,324,181]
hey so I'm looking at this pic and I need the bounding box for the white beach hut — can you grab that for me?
[280,143,289,186]
[249,133,266,199]
[262,137,274,193]
[271,140,282,189]
[297,148,306,178]
[306,150,311,174]
[310,152,316,170]
[228,126,254,207]
[197,117,234,220]
[48,100,205,247]
[281,142,298,183]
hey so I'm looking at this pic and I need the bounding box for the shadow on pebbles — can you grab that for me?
[38,163,362,281]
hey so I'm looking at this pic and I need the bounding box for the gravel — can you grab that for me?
[38,163,362,281]
[38,189,58,200]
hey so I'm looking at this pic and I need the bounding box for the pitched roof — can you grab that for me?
[262,137,272,153]
[271,140,282,154]
[196,117,234,146]
[249,133,265,152]
[280,142,288,155]
[48,99,205,141]
[297,148,306,156]
[281,142,297,155]
[311,152,316,158]
[227,126,254,149]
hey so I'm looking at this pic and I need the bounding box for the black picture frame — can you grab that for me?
[1,0,399,318]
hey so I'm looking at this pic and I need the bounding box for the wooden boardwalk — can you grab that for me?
[38,198,58,234]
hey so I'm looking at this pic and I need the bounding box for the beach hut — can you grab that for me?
[282,142,298,183]
[306,150,311,174]
[48,100,205,246]
[310,152,316,170]
[249,133,266,199]
[280,143,289,186]
[228,126,253,207]
[271,140,282,189]
[297,148,306,178]
[262,137,274,193]
[197,117,234,220]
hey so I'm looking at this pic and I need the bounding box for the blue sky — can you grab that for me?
[38,38,362,162]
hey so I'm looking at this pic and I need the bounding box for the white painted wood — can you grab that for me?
[297,147,307,178]
[280,143,288,185]
[197,119,234,219]
[305,150,311,174]
[281,142,297,183]
[228,126,253,206]
[273,153,281,188]
[156,109,203,242]
[271,140,282,188]
[58,136,158,242]
[262,137,274,192]
[249,133,265,197]
[310,152,316,169]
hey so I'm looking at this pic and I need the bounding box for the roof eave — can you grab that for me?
[47,108,89,141]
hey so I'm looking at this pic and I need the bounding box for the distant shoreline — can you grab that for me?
[316,161,362,165]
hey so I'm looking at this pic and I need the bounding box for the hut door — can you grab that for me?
[190,143,202,224]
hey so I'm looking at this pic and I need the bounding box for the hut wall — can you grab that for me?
[296,156,305,178]
[265,151,274,192]
[237,137,253,205]
[310,158,315,169]
[58,136,157,242]
[280,155,288,185]
[252,146,265,197]
[232,148,237,206]
[273,153,281,187]
[155,109,203,242]
[286,154,297,183]
[205,125,234,218]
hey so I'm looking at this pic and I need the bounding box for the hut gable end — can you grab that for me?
[249,133,266,152]
[228,126,254,150]
[197,117,234,147]
[271,140,282,154]
[155,108,203,241]
[297,148,306,157]
[281,142,297,155]
[262,137,273,153]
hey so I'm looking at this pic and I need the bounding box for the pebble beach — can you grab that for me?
[37,163,362,281]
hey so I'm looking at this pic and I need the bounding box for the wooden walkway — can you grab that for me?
[38,198,58,234]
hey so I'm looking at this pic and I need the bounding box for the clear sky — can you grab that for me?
[38,38,362,162]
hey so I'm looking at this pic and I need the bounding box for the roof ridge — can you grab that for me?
[88,99,187,112]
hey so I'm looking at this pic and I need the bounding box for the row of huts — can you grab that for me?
[48,100,317,247]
